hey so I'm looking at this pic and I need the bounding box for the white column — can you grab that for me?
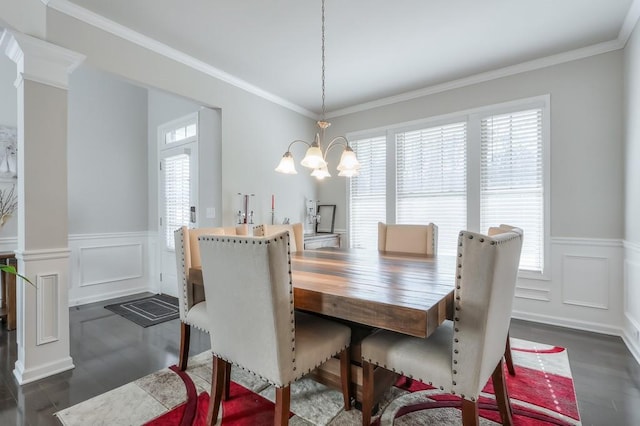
[0,30,85,384]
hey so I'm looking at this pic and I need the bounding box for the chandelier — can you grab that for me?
[275,0,360,179]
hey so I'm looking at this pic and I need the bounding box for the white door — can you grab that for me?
[158,114,199,296]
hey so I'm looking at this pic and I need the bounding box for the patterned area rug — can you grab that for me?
[104,294,179,327]
[55,339,581,425]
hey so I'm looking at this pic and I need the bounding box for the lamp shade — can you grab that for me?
[311,165,331,180]
[338,168,359,177]
[275,152,298,174]
[300,144,327,169]
[336,147,360,171]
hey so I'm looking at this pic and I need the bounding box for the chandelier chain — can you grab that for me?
[321,0,326,120]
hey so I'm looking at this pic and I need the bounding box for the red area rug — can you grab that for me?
[143,340,580,425]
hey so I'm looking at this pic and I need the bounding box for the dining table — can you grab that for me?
[189,247,456,405]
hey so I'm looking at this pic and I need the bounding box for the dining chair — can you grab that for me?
[253,222,304,252]
[487,224,522,376]
[173,225,249,371]
[378,222,438,255]
[198,231,352,426]
[361,227,523,426]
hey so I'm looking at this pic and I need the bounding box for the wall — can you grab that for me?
[45,8,317,231]
[322,51,626,335]
[67,65,151,305]
[624,18,640,362]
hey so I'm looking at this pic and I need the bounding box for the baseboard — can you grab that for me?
[512,310,622,336]
[621,331,640,366]
[69,285,155,306]
[13,357,75,385]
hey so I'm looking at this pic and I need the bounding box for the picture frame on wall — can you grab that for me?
[315,204,336,234]
[0,126,17,180]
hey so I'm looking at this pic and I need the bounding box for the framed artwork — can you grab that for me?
[315,204,336,234]
[0,126,17,179]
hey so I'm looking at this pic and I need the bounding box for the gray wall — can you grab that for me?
[68,65,148,234]
[625,21,640,243]
[46,8,316,229]
[321,51,625,240]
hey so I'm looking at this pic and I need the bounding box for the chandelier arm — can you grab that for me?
[323,136,349,159]
[286,139,312,152]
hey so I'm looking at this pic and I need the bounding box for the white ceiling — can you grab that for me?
[63,0,636,115]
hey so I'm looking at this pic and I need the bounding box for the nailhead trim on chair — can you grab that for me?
[201,233,350,387]
[176,229,189,322]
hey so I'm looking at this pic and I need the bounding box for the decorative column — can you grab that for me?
[0,30,85,384]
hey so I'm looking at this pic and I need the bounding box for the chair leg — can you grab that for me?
[504,332,516,376]
[339,349,352,411]
[274,386,291,426]
[178,322,191,371]
[223,360,232,401]
[492,358,514,426]
[206,356,227,426]
[362,361,375,426]
[461,398,479,426]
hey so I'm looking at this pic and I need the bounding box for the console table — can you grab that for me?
[303,233,340,249]
[0,253,17,330]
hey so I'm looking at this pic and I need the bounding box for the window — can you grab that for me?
[163,154,191,250]
[349,135,386,249]
[480,109,544,272]
[347,96,549,277]
[396,122,467,255]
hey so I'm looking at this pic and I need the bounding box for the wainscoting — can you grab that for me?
[623,241,640,363]
[513,237,624,338]
[67,232,156,306]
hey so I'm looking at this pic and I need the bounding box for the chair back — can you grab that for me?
[378,222,438,255]
[487,223,518,237]
[198,232,296,386]
[254,223,304,252]
[452,227,523,397]
[174,225,249,320]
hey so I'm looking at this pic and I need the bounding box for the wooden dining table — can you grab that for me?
[189,247,456,403]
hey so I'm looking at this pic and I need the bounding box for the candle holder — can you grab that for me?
[237,193,255,225]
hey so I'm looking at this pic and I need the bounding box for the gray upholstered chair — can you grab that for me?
[173,225,248,370]
[198,231,352,425]
[378,222,438,255]
[487,224,522,376]
[253,222,305,252]
[361,227,523,426]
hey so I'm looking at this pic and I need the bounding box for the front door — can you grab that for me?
[158,114,198,296]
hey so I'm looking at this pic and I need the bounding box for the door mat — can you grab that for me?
[104,294,179,327]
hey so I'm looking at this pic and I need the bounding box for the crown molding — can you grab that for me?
[619,0,640,45]
[1,29,85,90]
[43,0,317,119]
[43,0,636,120]
[326,39,623,118]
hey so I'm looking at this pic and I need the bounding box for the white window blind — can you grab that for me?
[164,154,191,250]
[396,122,467,255]
[480,109,544,272]
[349,136,386,249]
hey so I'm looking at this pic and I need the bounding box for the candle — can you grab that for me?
[271,194,275,210]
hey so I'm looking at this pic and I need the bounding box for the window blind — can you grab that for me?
[396,122,467,255]
[480,109,544,272]
[349,136,386,249]
[163,153,191,250]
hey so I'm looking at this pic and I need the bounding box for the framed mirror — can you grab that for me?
[315,204,336,233]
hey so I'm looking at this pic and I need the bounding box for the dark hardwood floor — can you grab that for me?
[0,292,638,425]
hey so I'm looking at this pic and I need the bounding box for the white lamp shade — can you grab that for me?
[300,145,327,169]
[311,165,331,180]
[338,168,359,177]
[275,152,298,174]
[336,148,360,171]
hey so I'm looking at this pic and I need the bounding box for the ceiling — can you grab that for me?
[62,0,636,116]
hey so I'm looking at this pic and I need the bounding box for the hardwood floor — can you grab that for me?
[0,292,638,425]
